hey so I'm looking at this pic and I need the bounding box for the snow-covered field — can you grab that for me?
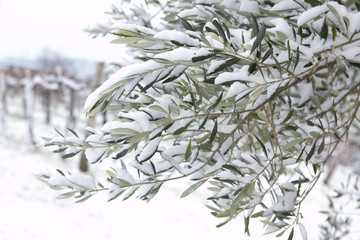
[0,99,359,240]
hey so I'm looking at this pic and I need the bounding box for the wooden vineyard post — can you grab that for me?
[23,69,36,147]
[0,72,6,138]
[79,62,104,172]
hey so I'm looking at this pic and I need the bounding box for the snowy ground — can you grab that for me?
[1,100,359,240]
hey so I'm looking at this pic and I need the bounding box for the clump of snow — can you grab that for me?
[270,18,295,41]
[266,183,297,215]
[85,134,106,164]
[270,1,300,11]
[155,48,196,62]
[239,0,260,14]
[137,137,161,162]
[224,82,249,99]
[67,174,97,190]
[297,82,314,106]
[110,22,156,35]
[178,7,208,19]
[116,169,137,184]
[297,5,329,26]
[215,68,267,85]
[266,82,280,99]
[64,136,83,146]
[154,30,199,46]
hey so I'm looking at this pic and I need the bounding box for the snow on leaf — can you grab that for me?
[108,187,126,202]
[266,82,280,99]
[270,1,301,11]
[215,69,265,85]
[116,169,137,185]
[110,22,156,36]
[137,137,161,162]
[297,4,329,26]
[224,81,249,99]
[62,147,81,159]
[298,83,314,106]
[67,174,97,190]
[154,30,199,46]
[270,18,295,41]
[85,148,106,164]
[84,61,162,115]
[239,0,260,14]
[192,48,218,62]
[229,182,255,218]
[271,183,297,213]
[251,23,266,54]
[155,48,196,62]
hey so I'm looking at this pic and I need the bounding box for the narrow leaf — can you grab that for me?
[209,121,218,143]
[299,223,308,240]
[57,191,76,199]
[305,0,322,7]
[174,121,192,135]
[260,220,281,227]
[327,4,341,23]
[209,91,223,111]
[178,15,194,31]
[127,131,151,144]
[254,135,268,158]
[320,18,328,40]
[305,141,317,162]
[251,23,266,54]
[287,228,294,240]
[230,182,255,218]
[294,46,300,71]
[111,37,143,44]
[245,216,250,236]
[251,211,264,218]
[53,147,67,153]
[209,57,240,74]
[196,132,211,145]
[262,48,273,62]
[318,138,325,154]
[296,146,306,162]
[212,19,227,44]
[198,117,208,130]
[150,161,157,176]
[284,138,305,150]
[62,150,81,159]
[56,169,65,176]
[192,51,216,62]
[75,194,94,203]
[185,139,192,162]
[66,128,79,138]
[180,179,207,198]
[54,128,64,137]
[282,110,294,124]
[251,14,259,36]
[343,16,350,30]
[108,189,126,202]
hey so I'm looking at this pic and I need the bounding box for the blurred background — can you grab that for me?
[0,0,119,61]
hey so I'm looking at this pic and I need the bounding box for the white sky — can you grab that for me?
[0,0,124,62]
